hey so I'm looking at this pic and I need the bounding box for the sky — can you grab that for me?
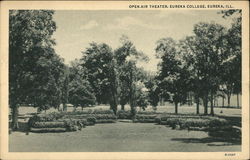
[52,10,234,72]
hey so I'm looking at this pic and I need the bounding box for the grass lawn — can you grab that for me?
[9,121,241,152]
[9,104,241,152]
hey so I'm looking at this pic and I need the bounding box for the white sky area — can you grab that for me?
[52,10,234,72]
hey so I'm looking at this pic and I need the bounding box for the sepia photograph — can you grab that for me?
[0,1,249,160]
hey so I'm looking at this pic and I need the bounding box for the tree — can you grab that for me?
[135,81,149,111]
[156,38,189,114]
[68,78,96,110]
[221,10,242,108]
[68,59,96,110]
[31,53,65,113]
[186,22,227,115]
[61,67,69,111]
[145,74,160,109]
[9,10,58,129]
[81,43,118,114]
[114,35,148,115]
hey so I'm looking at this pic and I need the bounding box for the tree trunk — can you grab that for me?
[196,97,199,114]
[203,96,208,115]
[121,104,125,110]
[110,102,117,115]
[188,93,192,106]
[174,101,178,114]
[11,104,19,130]
[210,94,214,116]
[227,93,231,107]
[222,96,224,108]
[110,89,118,115]
[214,98,216,107]
[63,103,67,112]
[237,93,240,108]
[129,68,136,118]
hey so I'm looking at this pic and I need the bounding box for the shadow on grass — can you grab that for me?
[9,121,29,133]
[171,137,241,146]
[217,115,241,127]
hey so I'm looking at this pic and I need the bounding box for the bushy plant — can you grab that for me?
[180,118,210,129]
[64,120,78,131]
[87,117,96,124]
[32,121,66,128]
[117,110,132,119]
[28,112,64,125]
[133,119,156,123]
[67,110,93,115]
[30,127,67,133]
[63,114,88,119]
[137,111,158,115]
[208,118,229,128]
[135,115,157,120]
[88,114,117,120]
[92,109,114,114]
[96,119,116,123]
[133,114,157,123]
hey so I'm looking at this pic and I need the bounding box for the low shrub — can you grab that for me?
[133,119,156,123]
[87,117,96,124]
[135,115,157,119]
[117,110,132,119]
[96,119,116,123]
[31,121,66,128]
[67,110,93,115]
[133,114,157,123]
[88,114,117,120]
[208,117,229,128]
[136,111,159,115]
[62,114,88,119]
[161,116,230,131]
[64,120,79,131]
[30,127,66,133]
[155,116,161,124]
[92,109,114,114]
[28,112,64,126]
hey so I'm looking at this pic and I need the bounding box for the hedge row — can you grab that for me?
[65,109,114,115]
[133,119,156,123]
[136,111,160,115]
[30,127,67,133]
[157,117,229,129]
[28,110,117,133]
[32,121,66,128]
[117,110,132,119]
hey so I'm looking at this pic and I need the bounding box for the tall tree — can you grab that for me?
[68,59,96,110]
[114,35,148,115]
[221,10,242,108]
[188,22,227,115]
[31,53,65,113]
[156,38,189,114]
[61,67,69,111]
[81,43,118,114]
[9,10,58,129]
[145,74,160,109]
